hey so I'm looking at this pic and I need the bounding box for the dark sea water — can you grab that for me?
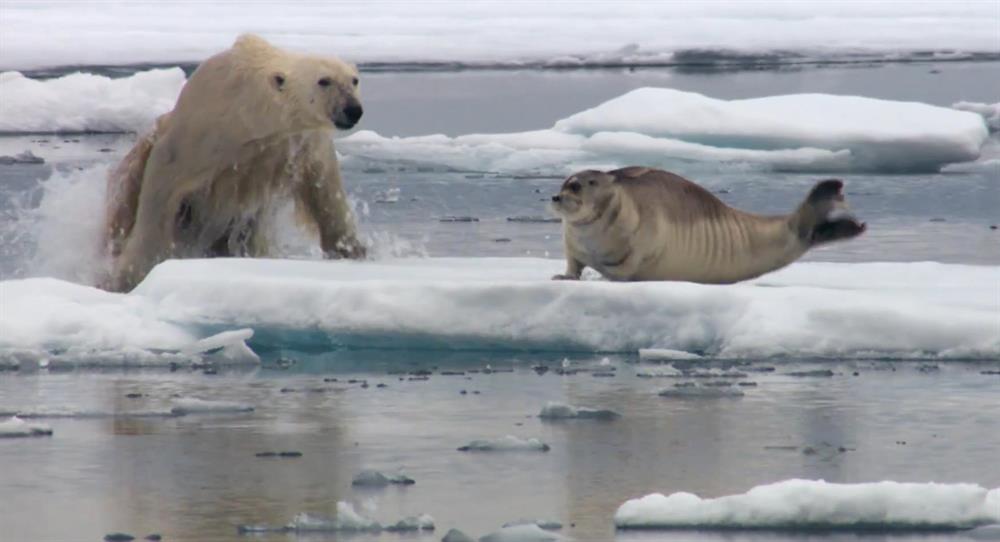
[1,61,998,542]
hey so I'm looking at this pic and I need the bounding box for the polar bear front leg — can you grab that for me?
[297,154,367,259]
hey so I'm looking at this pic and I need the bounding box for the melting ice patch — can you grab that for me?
[614,479,1000,530]
[0,69,185,134]
[341,88,988,173]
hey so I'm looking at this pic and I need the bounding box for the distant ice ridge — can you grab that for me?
[342,88,988,173]
[0,69,185,133]
[170,398,254,415]
[614,479,1000,530]
[2,2,997,70]
[539,402,620,420]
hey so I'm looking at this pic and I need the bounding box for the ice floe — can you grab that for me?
[0,69,185,134]
[538,402,619,420]
[3,258,998,363]
[351,469,416,487]
[458,435,551,452]
[614,479,1000,530]
[240,502,433,534]
[0,417,53,438]
[341,88,988,173]
[2,3,996,70]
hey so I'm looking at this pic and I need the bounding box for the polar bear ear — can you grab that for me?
[271,72,286,92]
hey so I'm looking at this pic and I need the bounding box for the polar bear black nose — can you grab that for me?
[344,104,363,124]
[552,195,561,202]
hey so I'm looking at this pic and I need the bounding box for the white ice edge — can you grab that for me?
[614,479,1000,530]
[2,258,998,362]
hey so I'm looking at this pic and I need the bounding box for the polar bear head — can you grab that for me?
[234,34,363,132]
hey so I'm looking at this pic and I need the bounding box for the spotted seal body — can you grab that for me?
[550,167,865,283]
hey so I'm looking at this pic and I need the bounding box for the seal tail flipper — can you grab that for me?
[798,179,867,246]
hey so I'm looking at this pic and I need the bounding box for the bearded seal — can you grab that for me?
[550,167,865,283]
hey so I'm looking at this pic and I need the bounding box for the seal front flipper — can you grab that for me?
[797,179,867,246]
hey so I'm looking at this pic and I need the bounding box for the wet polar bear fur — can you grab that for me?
[103,34,365,292]
[550,167,866,283]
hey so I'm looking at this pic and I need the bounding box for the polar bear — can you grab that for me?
[103,34,366,292]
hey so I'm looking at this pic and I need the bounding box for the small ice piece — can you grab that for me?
[458,435,550,452]
[0,150,45,165]
[614,479,1000,530]
[236,524,287,534]
[384,513,434,531]
[439,216,479,222]
[374,187,401,203]
[658,386,744,399]
[183,329,260,365]
[639,348,702,361]
[480,524,562,541]
[0,416,53,438]
[441,528,475,542]
[539,401,619,420]
[502,519,563,530]
[351,469,416,487]
[170,398,254,415]
[288,502,382,532]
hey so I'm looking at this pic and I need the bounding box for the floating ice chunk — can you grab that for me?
[458,435,550,452]
[170,398,253,416]
[556,88,988,173]
[502,519,563,530]
[442,528,475,542]
[614,479,1000,530]
[182,329,260,365]
[351,469,416,487]
[0,417,53,438]
[374,187,401,203]
[0,150,44,165]
[480,524,562,542]
[953,101,1000,132]
[385,514,434,532]
[10,408,175,419]
[0,69,185,134]
[639,349,703,361]
[539,402,619,420]
[288,503,382,533]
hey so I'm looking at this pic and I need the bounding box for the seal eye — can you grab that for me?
[318,77,332,87]
[351,77,359,87]
[569,182,581,193]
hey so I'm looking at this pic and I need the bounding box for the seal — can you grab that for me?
[549,167,866,283]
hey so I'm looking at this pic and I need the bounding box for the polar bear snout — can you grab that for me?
[333,101,364,129]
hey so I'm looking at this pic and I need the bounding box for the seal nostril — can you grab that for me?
[552,195,561,202]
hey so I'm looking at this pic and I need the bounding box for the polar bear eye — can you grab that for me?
[318,77,332,87]
[351,77,359,87]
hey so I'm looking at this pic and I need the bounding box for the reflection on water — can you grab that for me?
[1,356,998,541]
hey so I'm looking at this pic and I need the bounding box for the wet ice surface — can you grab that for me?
[1,358,999,541]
